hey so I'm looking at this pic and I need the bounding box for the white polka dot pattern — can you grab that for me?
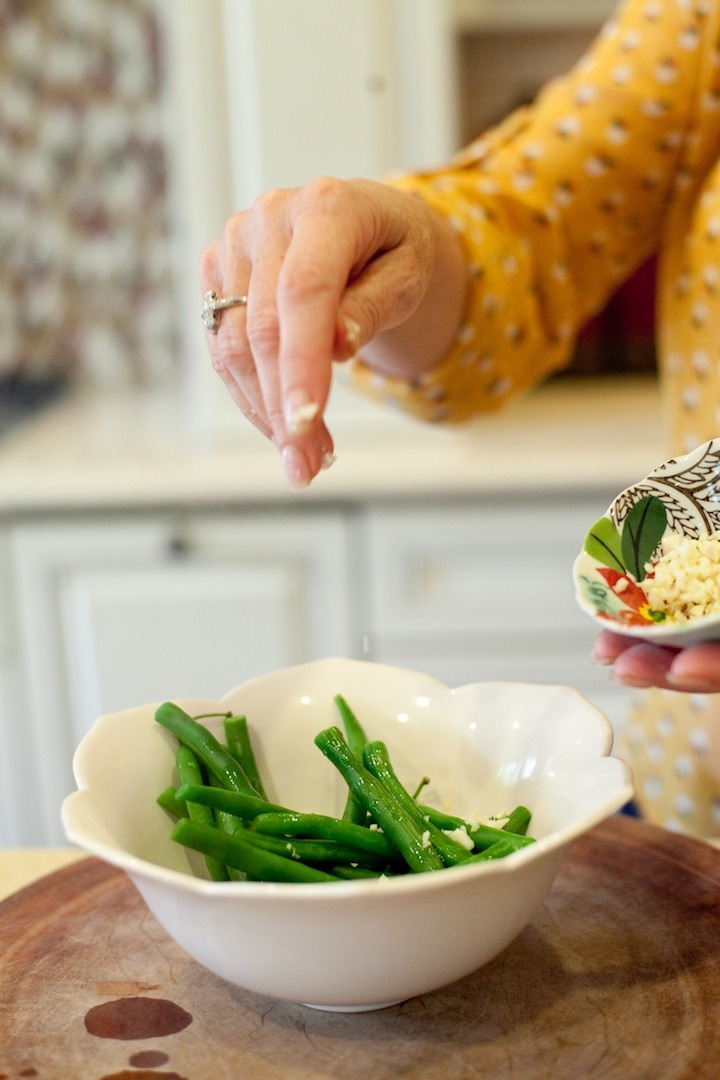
[617,690,720,838]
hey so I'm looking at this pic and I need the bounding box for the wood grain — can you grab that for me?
[1,815,720,1080]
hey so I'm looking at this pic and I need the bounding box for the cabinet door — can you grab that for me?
[7,511,355,844]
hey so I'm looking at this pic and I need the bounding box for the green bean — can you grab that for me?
[173,745,246,878]
[155,702,257,795]
[417,804,465,831]
[467,823,534,852]
[155,710,251,880]
[156,785,188,818]
[172,819,340,883]
[502,805,531,836]
[314,726,444,873]
[249,810,400,859]
[163,699,535,883]
[212,811,246,881]
[176,782,289,821]
[223,714,267,798]
[175,746,230,882]
[244,831,401,867]
[418,803,535,852]
[363,741,472,866]
[464,837,528,862]
[333,694,369,826]
[333,694,367,754]
[325,864,387,880]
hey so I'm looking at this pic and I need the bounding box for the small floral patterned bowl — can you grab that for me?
[573,438,720,647]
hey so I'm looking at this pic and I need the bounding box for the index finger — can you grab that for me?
[276,191,363,434]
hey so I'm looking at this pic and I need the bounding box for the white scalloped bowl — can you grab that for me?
[62,658,632,1011]
[574,437,720,647]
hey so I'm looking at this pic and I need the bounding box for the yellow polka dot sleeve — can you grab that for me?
[351,0,720,424]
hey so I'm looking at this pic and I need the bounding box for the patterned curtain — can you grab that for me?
[0,0,175,409]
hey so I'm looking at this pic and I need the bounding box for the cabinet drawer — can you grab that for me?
[364,498,605,637]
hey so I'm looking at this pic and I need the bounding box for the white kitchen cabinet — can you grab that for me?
[3,510,357,845]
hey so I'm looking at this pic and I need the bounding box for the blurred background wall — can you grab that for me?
[0,0,176,426]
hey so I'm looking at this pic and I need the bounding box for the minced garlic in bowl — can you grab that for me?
[644,531,720,623]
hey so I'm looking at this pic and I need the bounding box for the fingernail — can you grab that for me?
[610,672,654,688]
[281,444,311,487]
[342,315,361,357]
[667,672,716,693]
[321,451,337,471]
[285,389,319,434]
[590,648,613,666]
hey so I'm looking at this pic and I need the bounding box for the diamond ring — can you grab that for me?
[201,290,248,333]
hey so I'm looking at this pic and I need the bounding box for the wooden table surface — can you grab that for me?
[1,814,720,1080]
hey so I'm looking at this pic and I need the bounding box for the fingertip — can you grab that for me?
[281,444,312,488]
[336,314,361,361]
[608,641,677,690]
[591,629,630,665]
[666,643,720,693]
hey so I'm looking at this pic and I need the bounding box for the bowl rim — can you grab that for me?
[62,664,634,902]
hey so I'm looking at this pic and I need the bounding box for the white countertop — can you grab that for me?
[0,375,664,512]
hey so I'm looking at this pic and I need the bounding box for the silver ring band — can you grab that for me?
[201,290,248,333]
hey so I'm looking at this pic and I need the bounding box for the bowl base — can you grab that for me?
[303,999,406,1012]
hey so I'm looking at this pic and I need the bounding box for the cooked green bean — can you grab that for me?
[502,805,531,836]
[418,803,535,852]
[173,744,246,879]
[156,785,188,819]
[162,695,535,883]
[363,741,472,866]
[155,702,257,795]
[245,831,401,867]
[417,804,465,831]
[333,694,369,826]
[175,746,230,882]
[211,810,247,882]
[314,726,444,873]
[467,823,534,852]
[249,810,400,859]
[326,864,388,880]
[223,714,267,798]
[333,694,367,754]
[176,782,289,821]
[172,819,340,883]
[464,837,527,862]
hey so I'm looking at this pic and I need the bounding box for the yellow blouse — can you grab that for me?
[352,0,720,839]
[352,0,720,456]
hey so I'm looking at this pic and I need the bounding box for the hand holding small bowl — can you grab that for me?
[574,437,720,691]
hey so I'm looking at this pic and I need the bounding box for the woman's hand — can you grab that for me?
[199,176,466,486]
[593,630,720,693]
